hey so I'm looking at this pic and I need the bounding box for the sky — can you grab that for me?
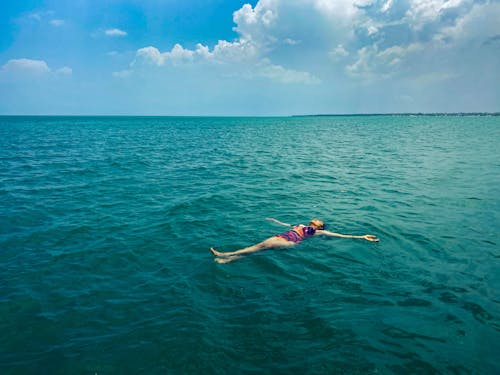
[0,0,499,115]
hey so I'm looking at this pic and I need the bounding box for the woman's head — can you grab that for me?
[309,219,325,230]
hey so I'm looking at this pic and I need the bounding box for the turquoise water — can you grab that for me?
[1,115,499,374]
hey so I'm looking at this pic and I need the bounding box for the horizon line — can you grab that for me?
[0,112,499,117]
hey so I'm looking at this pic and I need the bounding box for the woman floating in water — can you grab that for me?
[210,217,379,263]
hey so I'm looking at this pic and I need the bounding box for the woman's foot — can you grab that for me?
[210,247,225,257]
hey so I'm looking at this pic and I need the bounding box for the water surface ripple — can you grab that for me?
[1,115,499,374]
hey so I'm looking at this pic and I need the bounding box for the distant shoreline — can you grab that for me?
[291,112,500,117]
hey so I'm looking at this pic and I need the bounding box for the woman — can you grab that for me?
[210,217,379,263]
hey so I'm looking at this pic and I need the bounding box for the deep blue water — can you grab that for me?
[1,115,499,374]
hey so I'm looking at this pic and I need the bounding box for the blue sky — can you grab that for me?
[0,0,498,115]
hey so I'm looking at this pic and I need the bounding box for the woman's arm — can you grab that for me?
[266,217,292,227]
[315,229,379,242]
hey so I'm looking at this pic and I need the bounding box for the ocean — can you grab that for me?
[1,115,499,374]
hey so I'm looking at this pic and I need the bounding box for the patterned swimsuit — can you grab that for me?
[276,226,316,244]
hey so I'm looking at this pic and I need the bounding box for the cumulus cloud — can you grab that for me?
[1,58,51,75]
[1,58,72,79]
[255,59,320,84]
[132,39,259,66]
[132,40,319,84]
[434,2,500,43]
[232,2,278,45]
[135,46,164,65]
[134,44,199,66]
[325,0,499,82]
[105,28,127,37]
[211,39,259,62]
[128,1,321,84]
[346,43,425,79]
[121,0,498,89]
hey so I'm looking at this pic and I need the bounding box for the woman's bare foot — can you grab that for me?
[210,247,225,257]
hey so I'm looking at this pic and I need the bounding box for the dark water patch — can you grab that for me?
[382,327,446,343]
[397,297,433,307]
[461,301,498,330]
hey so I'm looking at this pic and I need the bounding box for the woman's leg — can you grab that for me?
[211,236,294,258]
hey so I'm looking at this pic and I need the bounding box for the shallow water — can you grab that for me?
[1,115,499,374]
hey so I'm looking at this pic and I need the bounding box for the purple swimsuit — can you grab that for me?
[276,226,316,244]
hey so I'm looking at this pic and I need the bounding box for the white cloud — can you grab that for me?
[330,44,350,59]
[368,24,379,35]
[49,19,65,27]
[435,2,500,43]
[122,0,499,90]
[1,58,51,75]
[128,1,326,84]
[440,0,467,11]
[283,38,300,45]
[28,13,43,22]
[233,2,278,45]
[347,42,425,79]
[27,11,53,22]
[1,59,73,80]
[346,46,376,77]
[321,0,498,82]
[403,0,476,32]
[169,44,195,61]
[381,0,394,13]
[135,46,164,65]
[134,44,196,66]
[256,59,320,84]
[211,39,259,62]
[112,69,132,78]
[409,71,457,85]
[132,39,319,84]
[405,0,443,27]
[313,0,362,19]
[195,44,212,59]
[105,28,127,37]
[134,40,257,66]
[25,11,66,27]
[56,67,72,75]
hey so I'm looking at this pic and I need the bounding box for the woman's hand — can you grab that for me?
[363,235,379,242]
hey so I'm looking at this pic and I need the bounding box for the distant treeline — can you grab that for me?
[292,113,500,117]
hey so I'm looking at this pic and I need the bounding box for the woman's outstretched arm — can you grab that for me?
[265,217,292,227]
[315,229,379,242]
